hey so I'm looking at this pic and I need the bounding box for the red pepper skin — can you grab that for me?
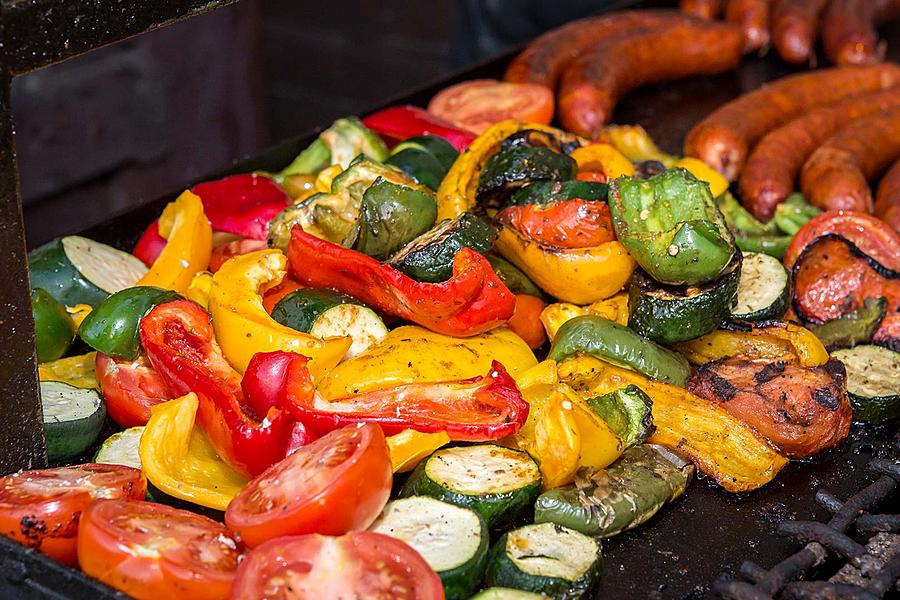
[133,220,166,267]
[191,174,291,240]
[271,352,527,441]
[287,226,515,336]
[209,239,269,273]
[139,300,297,477]
[362,105,476,152]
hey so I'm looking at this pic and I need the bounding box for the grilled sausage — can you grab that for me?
[800,106,900,213]
[503,10,696,90]
[687,356,851,458]
[680,0,723,19]
[684,64,900,181]
[771,0,829,64]
[822,0,900,66]
[875,157,900,232]
[739,88,900,220]
[558,21,743,138]
[724,0,773,52]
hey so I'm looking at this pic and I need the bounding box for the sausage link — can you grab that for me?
[503,10,696,90]
[800,106,900,213]
[875,158,900,232]
[739,87,900,220]
[684,64,900,181]
[724,0,773,52]
[770,0,829,64]
[680,0,723,19]
[822,0,900,66]
[558,22,743,138]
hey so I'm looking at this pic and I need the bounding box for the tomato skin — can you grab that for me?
[231,532,444,600]
[0,465,146,566]
[225,423,392,548]
[78,500,240,600]
[784,210,900,270]
[498,199,617,249]
[96,352,173,427]
[428,79,554,134]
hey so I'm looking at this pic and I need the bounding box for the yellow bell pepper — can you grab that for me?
[569,144,635,179]
[317,325,537,399]
[65,304,93,328]
[674,322,828,367]
[557,355,788,493]
[184,271,213,310]
[315,164,343,193]
[495,226,635,304]
[386,429,452,473]
[136,190,213,294]
[540,294,629,341]
[598,124,676,167]
[38,352,98,389]
[208,249,351,377]
[139,393,249,511]
[672,157,729,198]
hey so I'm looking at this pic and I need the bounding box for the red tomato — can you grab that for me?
[0,465,146,565]
[225,423,392,547]
[428,79,554,134]
[783,210,900,270]
[498,199,616,249]
[78,500,241,600]
[96,352,172,427]
[209,239,269,272]
[231,532,444,600]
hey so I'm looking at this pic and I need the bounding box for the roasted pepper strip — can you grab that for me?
[598,125,676,167]
[139,393,249,510]
[38,352,98,389]
[557,355,788,493]
[540,294,629,341]
[208,249,351,376]
[362,105,477,152]
[136,191,213,294]
[674,322,829,367]
[191,174,291,240]
[386,429,452,473]
[672,157,729,198]
[287,227,515,337]
[185,271,213,310]
[570,143,635,180]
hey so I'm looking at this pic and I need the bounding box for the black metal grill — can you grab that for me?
[713,441,900,600]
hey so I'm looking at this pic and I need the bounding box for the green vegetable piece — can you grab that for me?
[716,191,777,236]
[831,345,900,423]
[477,146,578,208]
[272,288,359,333]
[585,385,654,448]
[386,147,448,191]
[548,315,691,386]
[504,180,608,209]
[32,288,76,363]
[534,444,694,537]
[486,255,545,298]
[354,178,438,259]
[41,381,106,463]
[278,138,331,177]
[393,134,459,171]
[610,168,735,285]
[773,193,821,236]
[810,297,887,351]
[279,117,388,176]
[78,286,182,360]
[734,232,791,259]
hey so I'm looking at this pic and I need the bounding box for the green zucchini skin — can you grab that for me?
[811,298,887,351]
[831,345,900,423]
[477,146,577,208]
[484,523,602,599]
[486,255,545,298]
[41,381,106,462]
[272,288,360,333]
[400,445,541,528]
[29,238,110,308]
[504,180,608,209]
[730,252,789,321]
[393,134,459,172]
[534,444,694,538]
[387,213,497,283]
[627,252,742,345]
[585,384,654,448]
[548,315,691,387]
[32,288,76,363]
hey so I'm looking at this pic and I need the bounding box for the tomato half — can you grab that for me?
[427,79,554,134]
[0,464,146,565]
[498,199,616,249]
[78,499,241,600]
[96,352,172,427]
[225,423,392,547]
[783,210,900,270]
[231,532,444,600]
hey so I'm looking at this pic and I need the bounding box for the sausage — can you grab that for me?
[558,21,743,138]
[739,87,900,221]
[822,0,900,66]
[684,64,900,181]
[875,157,900,232]
[770,0,829,64]
[724,0,773,52]
[680,0,723,19]
[503,10,696,90]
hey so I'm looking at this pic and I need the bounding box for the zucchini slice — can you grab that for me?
[29,236,148,308]
[370,496,488,600]
[477,146,577,208]
[469,588,546,599]
[832,345,900,423]
[484,523,602,599]
[731,252,789,321]
[94,426,145,470]
[400,445,541,527]
[41,381,106,462]
[386,147,449,191]
[392,134,459,172]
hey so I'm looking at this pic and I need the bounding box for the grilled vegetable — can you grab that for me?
[31,289,76,362]
[627,252,742,344]
[469,589,545,599]
[832,345,900,423]
[534,444,693,537]
[674,320,829,367]
[94,426,144,470]
[715,192,791,259]
[400,445,541,527]
[773,194,821,236]
[504,180,607,209]
[362,105,476,152]
[731,252,789,321]
[485,255,545,298]
[548,315,691,386]
[484,523,602,599]
[38,352,98,389]
[386,135,458,191]
[41,381,106,462]
[278,116,389,176]
[540,294,630,341]
[585,385,653,448]
[387,213,497,283]
[477,146,577,208]
[370,497,488,600]
[811,297,888,351]
[391,134,460,171]
[354,178,438,259]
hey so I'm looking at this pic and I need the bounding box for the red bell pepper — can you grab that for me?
[784,211,900,270]
[133,220,167,267]
[191,173,291,240]
[140,299,300,476]
[362,105,476,152]
[287,226,515,336]
[209,239,269,272]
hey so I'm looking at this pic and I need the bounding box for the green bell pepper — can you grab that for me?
[772,194,821,236]
[278,116,389,176]
[810,297,887,351]
[354,178,438,259]
[32,288,76,362]
[585,385,654,448]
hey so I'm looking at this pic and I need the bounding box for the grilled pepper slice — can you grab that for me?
[570,143,635,181]
[476,145,577,208]
[362,105,476,152]
[353,178,437,259]
[810,297,888,351]
[191,174,291,240]
[609,168,735,285]
[497,198,616,250]
[540,294,630,341]
[287,226,515,337]
[585,385,654,449]
[278,116,389,176]
[674,320,829,367]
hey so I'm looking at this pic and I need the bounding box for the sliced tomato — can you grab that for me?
[784,211,900,270]
[427,79,554,134]
[231,532,443,600]
[225,423,391,547]
[498,199,616,249]
[0,464,146,565]
[96,352,172,427]
[209,239,269,273]
[77,499,240,600]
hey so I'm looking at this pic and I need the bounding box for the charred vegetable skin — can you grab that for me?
[810,297,887,351]
[586,385,654,448]
[476,145,577,208]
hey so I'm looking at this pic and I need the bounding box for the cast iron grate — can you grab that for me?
[713,449,900,600]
